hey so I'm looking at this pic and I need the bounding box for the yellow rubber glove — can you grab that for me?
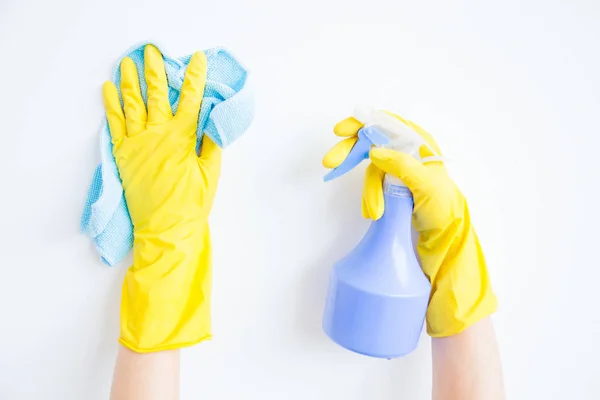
[103,45,222,352]
[323,114,497,337]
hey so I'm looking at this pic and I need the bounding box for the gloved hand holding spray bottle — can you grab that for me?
[322,107,497,359]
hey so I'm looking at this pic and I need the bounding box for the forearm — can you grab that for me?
[110,345,180,400]
[432,317,505,400]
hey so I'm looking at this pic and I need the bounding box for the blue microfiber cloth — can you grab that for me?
[81,42,253,266]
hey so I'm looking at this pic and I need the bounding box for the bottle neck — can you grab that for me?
[355,180,420,276]
[376,184,414,238]
[363,182,413,253]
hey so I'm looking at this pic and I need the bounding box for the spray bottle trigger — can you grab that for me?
[360,126,390,147]
[323,126,390,182]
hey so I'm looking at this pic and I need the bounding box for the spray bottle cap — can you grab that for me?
[324,106,442,182]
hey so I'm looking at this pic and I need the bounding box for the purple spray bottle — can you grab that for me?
[322,107,441,359]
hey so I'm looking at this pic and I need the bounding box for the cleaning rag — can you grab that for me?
[81,41,253,266]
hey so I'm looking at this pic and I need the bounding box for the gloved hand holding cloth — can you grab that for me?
[103,45,221,352]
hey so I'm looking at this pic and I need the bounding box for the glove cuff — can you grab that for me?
[120,227,213,352]
[425,220,498,337]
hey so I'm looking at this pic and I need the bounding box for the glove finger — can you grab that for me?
[370,148,429,195]
[102,81,126,144]
[419,144,445,169]
[385,111,443,156]
[361,196,370,219]
[363,163,385,220]
[120,57,147,136]
[406,119,443,156]
[144,45,172,125]
[197,136,222,200]
[322,137,358,169]
[176,51,207,120]
[333,117,363,137]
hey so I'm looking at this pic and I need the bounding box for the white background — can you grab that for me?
[1,0,599,399]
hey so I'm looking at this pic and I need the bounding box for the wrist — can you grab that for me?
[132,220,209,269]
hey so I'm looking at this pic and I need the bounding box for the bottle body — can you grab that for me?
[322,183,431,358]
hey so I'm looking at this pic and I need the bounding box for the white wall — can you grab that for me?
[1,1,599,399]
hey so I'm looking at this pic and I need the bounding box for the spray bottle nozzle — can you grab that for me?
[324,107,445,183]
[323,126,390,182]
